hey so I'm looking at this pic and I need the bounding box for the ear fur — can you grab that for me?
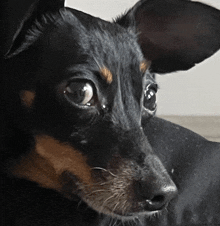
[1,0,65,58]
[117,0,220,73]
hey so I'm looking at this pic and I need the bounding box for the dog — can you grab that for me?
[1,0,220,225]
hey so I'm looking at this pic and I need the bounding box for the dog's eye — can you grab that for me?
[64,82,94,106]
[144,84,157,113]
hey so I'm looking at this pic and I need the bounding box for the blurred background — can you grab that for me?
[65,0,220,141]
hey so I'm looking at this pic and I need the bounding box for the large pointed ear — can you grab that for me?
[0,0,65,58]
[116,0,220,73]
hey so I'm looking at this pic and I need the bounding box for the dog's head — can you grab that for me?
[2,0,220,220]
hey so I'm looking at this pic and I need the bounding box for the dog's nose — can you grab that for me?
[135,180,177,211]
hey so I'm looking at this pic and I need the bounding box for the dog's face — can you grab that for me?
[2,0,220,221]
[7,8,176,218]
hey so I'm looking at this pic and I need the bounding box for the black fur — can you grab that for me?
[1,0,220,225]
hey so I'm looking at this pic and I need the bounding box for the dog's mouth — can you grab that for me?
[69,160,175,220]
[91,200,165,219]
[101,210,162,222]
[79,184,166,220]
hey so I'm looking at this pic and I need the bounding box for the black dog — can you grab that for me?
[1,0,220,225]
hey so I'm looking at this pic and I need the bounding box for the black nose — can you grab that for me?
[135,180,178,211]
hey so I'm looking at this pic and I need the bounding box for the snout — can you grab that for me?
[135,176,177,212]
[134,155,177,212]
[78,153,177,218]
[65,125,177,218]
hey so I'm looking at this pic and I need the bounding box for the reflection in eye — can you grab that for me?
[144,84,157,114]
[64,82,94,106]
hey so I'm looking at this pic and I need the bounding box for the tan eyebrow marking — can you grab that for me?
[100,67,113,84]
[20,90,36,108]
[140,60,151,73]
[11,135,93,191]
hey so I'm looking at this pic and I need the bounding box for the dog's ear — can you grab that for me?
[117,0,220,73]
[1,0,65,58]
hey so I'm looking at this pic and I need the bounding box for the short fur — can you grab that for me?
[1,0,220,225]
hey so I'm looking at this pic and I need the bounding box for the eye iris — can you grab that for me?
[144,87,156,111]
[65,82,93,105]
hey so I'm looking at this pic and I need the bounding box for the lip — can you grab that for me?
[111,209,162,221]
[137,199,168,212]
[109,199,167,220]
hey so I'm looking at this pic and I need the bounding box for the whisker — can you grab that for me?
[112,218,118,226]
[121,200,127,216]
[135,216,142,225]
[102,193,117,208]
[91,167,117,177]
[77,200,83,209]
[80,179,114,188]
[86,189,110,196]
[112,201,120,213]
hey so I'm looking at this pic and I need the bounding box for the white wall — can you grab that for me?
[65,0,220,116]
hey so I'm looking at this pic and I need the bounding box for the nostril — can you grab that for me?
[151,195,165,204]
[145,195,166,211]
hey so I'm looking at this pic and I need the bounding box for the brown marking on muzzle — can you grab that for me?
[11,135,93,191]
[100,67,113,84]
[20,90,35,108]
[140,60,151,73]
